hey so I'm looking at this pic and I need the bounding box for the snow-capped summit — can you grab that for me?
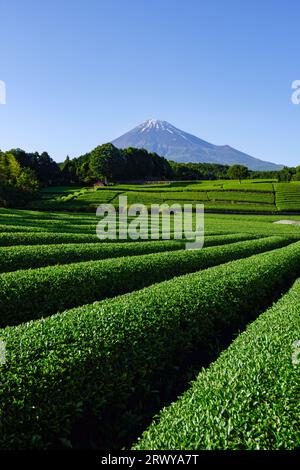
[137,120,173,132]
[112,120,282,171]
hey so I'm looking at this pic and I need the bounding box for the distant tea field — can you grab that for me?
[0,203,299,450]
[26,179,300,213]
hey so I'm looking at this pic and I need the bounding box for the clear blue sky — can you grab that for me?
[0,0,299,165]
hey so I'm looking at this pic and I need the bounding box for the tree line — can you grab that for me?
[61,144,173,184]
[0,142,294,208]
[276,166,300,182]
[60,146,280,183]
[0,148,61,207]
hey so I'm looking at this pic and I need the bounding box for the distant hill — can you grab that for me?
[112,119,283,171]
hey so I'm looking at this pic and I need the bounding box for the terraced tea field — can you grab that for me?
[275,182,300,211]
[0,207,299,450]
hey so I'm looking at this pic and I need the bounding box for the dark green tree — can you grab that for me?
[16,168,39,193]
[61,156,77,184]
[89,144,126,182]
[292,166,300,181]
[278,167,295,182]
[36,152,61,185]
[228,164,249,183]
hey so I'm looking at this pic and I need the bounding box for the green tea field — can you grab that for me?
[27,179,300,213]
[0,203,299,450]
[3,0,300,458]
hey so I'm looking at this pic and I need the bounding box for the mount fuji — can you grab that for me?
[112,120,282,171]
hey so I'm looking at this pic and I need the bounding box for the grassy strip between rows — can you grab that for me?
[0,241,300,449]
[134,279,300,450]
[0,224,49,233]
[0,233,259,273]
[0,219,177,234]
[0,236,289,327]
[0,219,240,238]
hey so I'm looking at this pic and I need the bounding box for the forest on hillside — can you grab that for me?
[0,143,295,208]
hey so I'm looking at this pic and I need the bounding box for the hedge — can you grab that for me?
[0,233,258,273]
[0,240,184,273]
[0,224,46,233]
[0,232,102,246]
[134,279,300,450]
[0,236,289,326]
[0,240,300,449]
